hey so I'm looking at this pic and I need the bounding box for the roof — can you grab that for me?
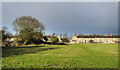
[76,35,120,38]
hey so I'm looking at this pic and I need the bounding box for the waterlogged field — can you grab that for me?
[2,43,118,68]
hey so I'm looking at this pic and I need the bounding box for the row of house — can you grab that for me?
[70,33,120,43]
[6,33,120,43]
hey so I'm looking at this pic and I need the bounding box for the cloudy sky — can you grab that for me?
[2,2,118,35]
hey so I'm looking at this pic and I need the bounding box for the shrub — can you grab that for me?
[33,39,44,44]
[43,36,48,43]
[62,38,70,43]
[50,36,58,44]
[10,42,21,46]
[2,42,11,47]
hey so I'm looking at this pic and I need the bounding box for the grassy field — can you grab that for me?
[2,43,118,68]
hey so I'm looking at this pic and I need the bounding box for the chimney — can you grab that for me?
[110,33,112,36]
[99,33,101,36]
[88,33,90,36]
[76,33,78,36]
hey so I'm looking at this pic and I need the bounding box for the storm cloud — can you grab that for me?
[2,2,118,35]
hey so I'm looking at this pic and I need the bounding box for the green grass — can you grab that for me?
[2,43,118,68]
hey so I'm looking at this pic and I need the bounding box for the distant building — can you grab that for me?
[70,33,120,43]
[43,35,62,43]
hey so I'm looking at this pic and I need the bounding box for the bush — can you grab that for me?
[50,36,58,44]
[10,39,22,46]
[10,42,21,46]
[33,39,44,44]
[43,36,48,43]
[62,38,70,43]
[2,42,11,47]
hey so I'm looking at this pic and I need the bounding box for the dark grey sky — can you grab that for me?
[2,2,118,35]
